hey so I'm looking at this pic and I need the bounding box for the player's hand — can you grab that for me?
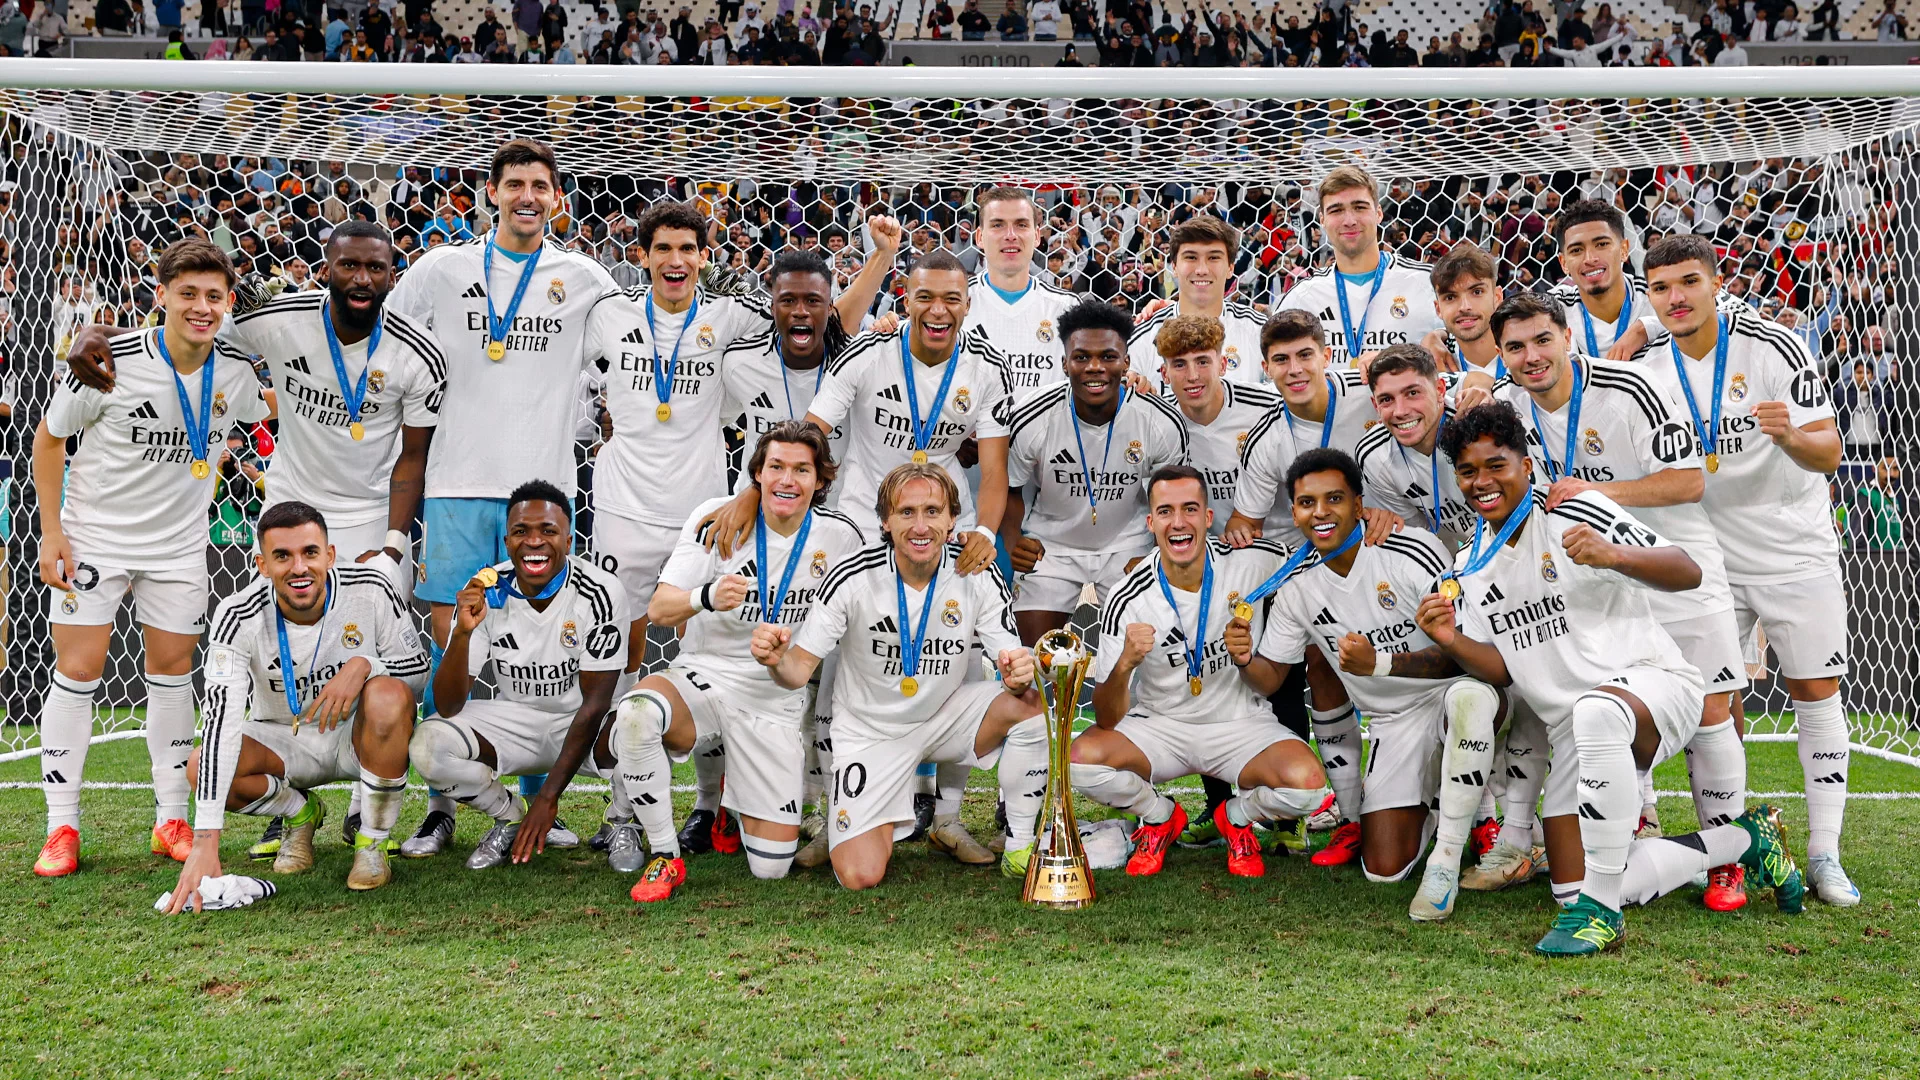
[1223,614,1254,666]
[1009,536,1045,574]
[1415,591,1458,648]
[355,545,406,566]
[66,325,118,392]
[1561,522,1619,569]
[1453,382,1495,412]
[1122,370,1157,396]
[38,532,76,591]
[1120,622,1156,669]
[1606,319,1649,363]
[750,623,791,667]
[1138,296,1172,318]
[1544,476,1594,509]
[868,312,901,335]
[698,488,759,558]
[1352,349,1382,377]
[454,576,489,636]
[955,529,997,575]
[710,573,751,613]
[1359,505,1403,545]
[867,214,903,259]
[997,648,1036,695]
[164,839,222,915]
[511,792,558,863]
[956,437,979,469]
[1752,400,1795,444]
[1336,632,1378,676]
[1422,328,1455,370]
[1223,511,1261,548]
[305,656,371,734]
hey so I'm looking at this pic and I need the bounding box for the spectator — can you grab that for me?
[1808,0,1839,40]
[1872,0,1906,40]
[484,23,518,60]
[957,0,989,39]
[154,0,185,35]
[1382,28,1417,65]
[163,28,198,59]
[1031,0,1060,41]
[671,4,699,58]
[697,20,731,63]
[925,0,953,38]
[998,0,1028,41]
[362,0,394,52]
[30,1,65,55]
[1713,31,1747,65]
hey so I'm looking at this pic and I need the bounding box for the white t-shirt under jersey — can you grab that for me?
[585,285,770,526]
[1005,384,1189,557]
[1550,279,1656,357]
[225,292,445,527]
[1638,306,1839,585]
[660,499,865,725]
[45,328,271,570]
[1095,537,1292,724]
[387,238,619,500]
[1354,406,1477,551]
[722,325,849,478]
[1174,381,1277,537]
[1233,368,1380,534]
[1257,529,1455,720]
[808,325,1015,535]
[792,542,1021,741]
[1127,299,1269,391]
[1275,254,1439,368]
[965,272,1081,396]
[462,555,630,717]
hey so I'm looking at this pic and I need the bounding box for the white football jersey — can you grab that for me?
[387,238,619,499]
[1491,356,1732,617]
[1095,537,1292,725]
[585,285,771,526]
[224,292,445,527]
[964,272,1080,395]
[791,542,1021,741]
[1451,489,1697,735]
[1233,369,1380,534]
[1174,382,1278,537]
[1354,407,1477,550]
[1257,529,1455,719]
[462,555,630,716]
[45,328,271,570]
[808,325,1015,536]
[722,321,850,479]
[197,564,433,829]
[1127,299,1269,391]
[660,498,865,725]
[1275,255,1440,368]
[1550,279,1656,357]
[1638,307,1839,585]
[1005,385,1189,556]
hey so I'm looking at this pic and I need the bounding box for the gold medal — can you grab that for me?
[1231,601,1253,622]
[475,567,500,588]
[1704,452,1718,474]
[1439,577,1462,602]
[1091,509,1097,525]
[655,402,672,423]
[900,676,919,697]
[349,421,365,441]
[486,339,506,361]
[1188,675,1204,697]
[190,459,211,479]
[911,450,928,464]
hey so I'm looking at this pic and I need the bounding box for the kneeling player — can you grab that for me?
[1416,404,1803,956]
[1072,465,1330,879]
[166,502,430,912]
[409,482,629,869]
[750,463,1049,890]
[1236,449,1503,921]
[611,422,864,900]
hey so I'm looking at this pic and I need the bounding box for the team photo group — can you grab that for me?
[32,135,1863,958]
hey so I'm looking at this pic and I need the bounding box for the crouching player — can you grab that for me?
[166,502,431,912]
[1072,464,1330,879]
[750,463,1049,890]
[1416,404,1804,956]
[1235,449,1503,921]
[409,481,629,870]
[611,422,865,900]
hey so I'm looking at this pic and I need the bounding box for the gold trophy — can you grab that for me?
[1022,628,1096,910]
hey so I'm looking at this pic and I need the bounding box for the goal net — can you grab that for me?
[0,61,1915,769]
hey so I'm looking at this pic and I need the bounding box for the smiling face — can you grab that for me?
[756,439,821,522]
[505,500,570,592]
[644,225,706,309]
[1451,435,1534,526]
[1322,185,1383,264]
[257,522,335,616]
[1435,271,1500,345]
[1646,257,1720,341]
[1290,468,1360,554]
[979,196,1039,282]
[1496,313,1574,397]
[1064,327,1127,414]
[1559,220,1627,299]
[1263,333,1331,409]
[906,266,970,360]
[771,268,833,361]
[1162,348,1222,409]
[1172,241,1231,308]
[486,161,558,248]
[157,269,233,349]
[1371,367,1447,450]
[886,477,954,571]
[322,233,394,332]
[1147,476,1212,570]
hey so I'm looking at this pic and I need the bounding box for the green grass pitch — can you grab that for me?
[3,738,1917,1079]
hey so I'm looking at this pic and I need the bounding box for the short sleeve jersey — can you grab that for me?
[1127,299,1269,391]
[461,555,631,717]
[1005,385,1189,556]
[722,322,850,481]
[964,272,1081,396]
[1354,407,1477,550]
[1275,255,1440,367]
[1174,381,1278,537]
[1550,279,1657,357]
[1233,369,1380,533]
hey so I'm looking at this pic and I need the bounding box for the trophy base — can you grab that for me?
[1023,853,1095,909]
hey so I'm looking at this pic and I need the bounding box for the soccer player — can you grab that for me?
[607,422,864,899]
[1274,166,1439,369]
[1548,200,1654,362]
[1071,465,1331,878]
[749,463,1049,889]
[1126,218,1268,390]
[1002,299,1188,644]
[1429,243,1506,378]
[165,501,431,911]
[1355,344,1477,548]
[1236,449,1502,920]
[1487,292,1754,909]
[31,238,272,877]
[1640,234,1857,906]
[409,481,629,869]
[1153,314,1279,535]
[1416,403,1804,956]
[964,186,1081,394]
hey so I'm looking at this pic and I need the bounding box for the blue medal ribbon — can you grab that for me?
[1579,292,1635,357]
[777,334,826,420]
[895,551,941,685]
[646,294,700,415]
[753,508,814,625]
[1528,356,1586,482]
[1068,387,1127,524]
[482,231,543,356]
[1334,256,1388,359]
[273,573,335,720]
[1668,314,1728,467]
[1398,408,1447,533]
[485,561,571,608]
[321,297,381,433]
[1155,550,1215,686]
[900,331,961,459]
[158,330,216,476]
[1455,343,1505,379]
[1245,524,1362,608]
[1281,376,1338,451]
[1444,487,1536,595]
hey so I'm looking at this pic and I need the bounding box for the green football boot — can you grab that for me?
[1734,804,1807,914]
[1535,894,1625,957]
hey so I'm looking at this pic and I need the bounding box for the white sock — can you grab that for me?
[1618,825,1750,907]
[1433,680,1498,874]
[604,672,642,824]
[1572,693,1641,911]
[1070,763,1171,823]
[1684,719,1746,831]
[40,673,100,832]
[692,742,725,815]
[936,761,970,818]
[1551,877,1585,907]
[1475,785,1498,825]
[357,768,408,841]
[1229,785,1331,825]
[1497,707,1548,852]
[996,717,1049,854]
[614,689,679,859]
[427,793,458,819]
[1637,768,1658,819]
[803,711,832,812]
[143,672,196,825]
[742,833,799,879]
[1794,694,1849,860]
[239,775,309,819]
[1310,704,1361,824]
[410,718,520,823]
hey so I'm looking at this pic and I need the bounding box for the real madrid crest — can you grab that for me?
[1036,319,1054,343]
[1124,439,1144,465]
[941,598,962,627]
[1729,373,1748,402]
[1237,430,1250,451]
[836,809,851,832]
[954,387,972,414]
[562,620,580,649]
[342,623,364,649]
[368,369,387,394]
[696,324,716,349]
[1391,296,1409,319]
[1540,553,1559,582]
[811,550,827,578]
[1376,582,1397,610]
[1583,428,1604,456]
[1223,346,1240,369]
[60,591,78,614]
[212,391,228,420]
[548,278,566,304]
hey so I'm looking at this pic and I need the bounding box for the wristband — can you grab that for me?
[384,530,409,556]
[1372,651,1393,678]
[971,525,996,543]
[696,581,714,612]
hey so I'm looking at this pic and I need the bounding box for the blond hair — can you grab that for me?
[875,462,962,530]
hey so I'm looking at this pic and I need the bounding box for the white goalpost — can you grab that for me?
[0,59,1915,768]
